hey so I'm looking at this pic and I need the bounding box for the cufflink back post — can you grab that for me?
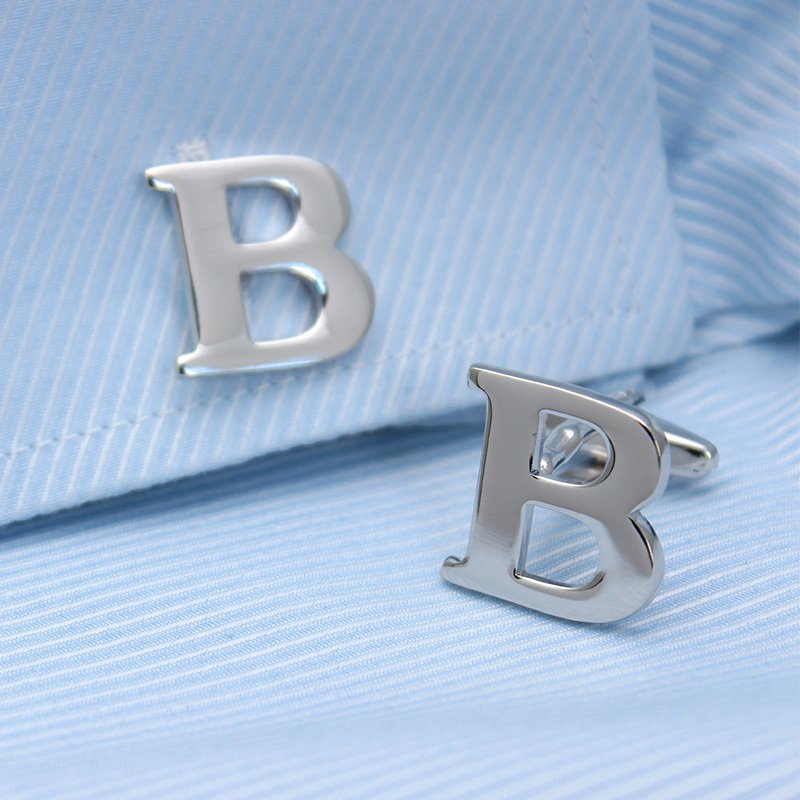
[441,365,718,623]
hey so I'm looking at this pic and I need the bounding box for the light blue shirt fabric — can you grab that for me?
[0,0,798,797]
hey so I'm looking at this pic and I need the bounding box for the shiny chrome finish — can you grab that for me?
[441,365,719,623]
[146,156,375,376]
[541,391,719,482]
[654,418,719,478]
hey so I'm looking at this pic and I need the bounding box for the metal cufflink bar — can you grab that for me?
[442,365,718,623]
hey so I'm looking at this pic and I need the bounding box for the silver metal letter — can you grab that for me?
[146,156,375,376]
[442,365,671,623]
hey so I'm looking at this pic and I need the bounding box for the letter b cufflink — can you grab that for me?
[442,365,718,623]
[146,156,375,376]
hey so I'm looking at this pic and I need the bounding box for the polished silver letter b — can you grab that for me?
[442,366,670,623]
[146,156,375,376]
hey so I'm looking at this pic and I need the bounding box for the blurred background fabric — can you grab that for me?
[0,0,798,797]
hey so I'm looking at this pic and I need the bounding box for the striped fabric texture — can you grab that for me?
[1,333,798,798]
[649,0,800,350]
[0,0,798,796]
[651,0,800,351]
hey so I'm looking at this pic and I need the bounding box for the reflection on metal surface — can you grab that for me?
[146,156,374,376]
[442,366,718,623]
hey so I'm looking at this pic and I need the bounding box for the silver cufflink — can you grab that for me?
[146,155,375,376]
[442,365,719,623]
